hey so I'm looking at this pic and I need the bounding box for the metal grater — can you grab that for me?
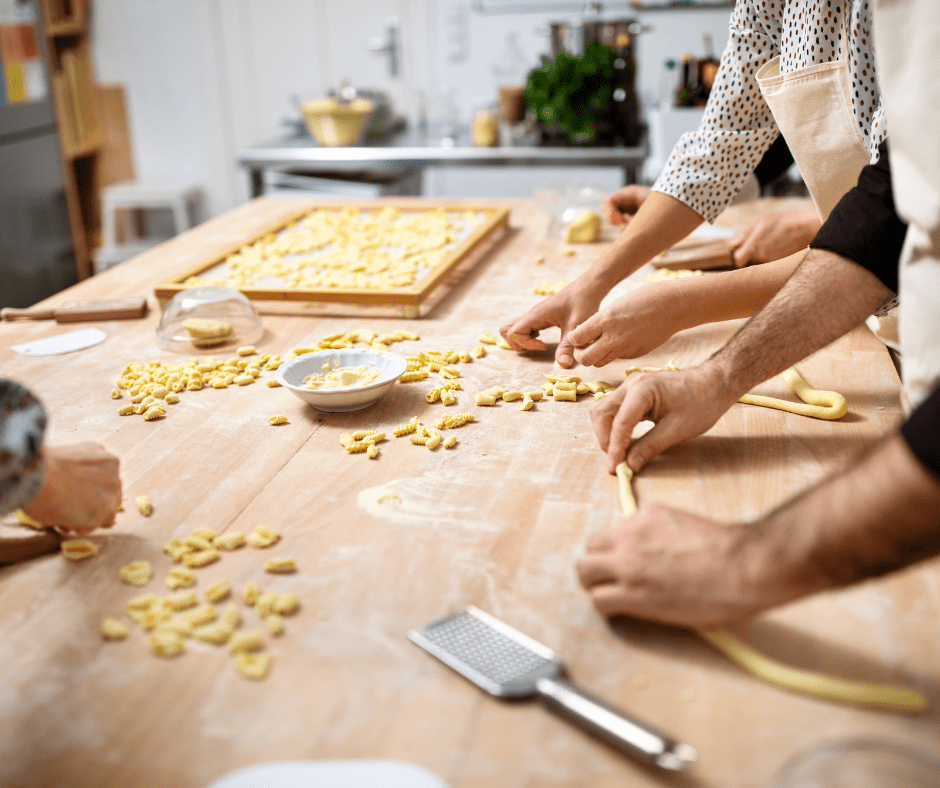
[410,606,697,772]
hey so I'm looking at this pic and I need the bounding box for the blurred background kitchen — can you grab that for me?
[1,0,805,308]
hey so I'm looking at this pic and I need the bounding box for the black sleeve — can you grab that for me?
[753,135,794,187]
[901,384,940,482]
[808,139,907,294]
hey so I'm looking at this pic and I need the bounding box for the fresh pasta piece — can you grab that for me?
[243,581,263,606]
[60,538,99,561]
[265,378,281,388]
[101,617,129,640]
[521,397,535,411]
[118,404,136,416]
[165,566,197,590]
[184,535,214,551]
[183,549,221,568]
[265,614,285,636]
[165,590,199,611]
[220,602,241,631]
[180,604,217,627]
[552,388,577,402]
[247,526,280,549]
[425,435,442,450]
[236,346,257,356]
[154,618,194,639]
[233,374,255,386]
[111,388,122,399]
[136,495,152,517]
[255,591,278,617]
[190,527,217,541]
[126,593,160,612]
[215,532,245,551]
[496,338,512,350]
[273,592,300,616]
[472,345,486,358]
[15,508,45,530]
[235,652,271,680]
[443,436,457,449]
[475,393,497,406]
[119,560,152,586]
[228,631,264,653]
[205,579,231,602]
[268,415,289,425]
[478,333,498,345]
[164,392,180,404]
[149,631,185,658]
[264,558,296,574]
[501,391,523,402]
[193,622,233,645]
[367,444,379,459]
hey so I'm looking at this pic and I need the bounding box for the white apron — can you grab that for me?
[755,30,901,356]
[873,0,940,412]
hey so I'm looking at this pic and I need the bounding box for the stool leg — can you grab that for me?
[102,199,117,247]
[170,197,189,236]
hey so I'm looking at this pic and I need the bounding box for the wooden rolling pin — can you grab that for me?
[1,297,148,322]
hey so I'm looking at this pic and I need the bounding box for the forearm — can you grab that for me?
[707,249,894,398]
[667,250,806,331]
[747,434,940,609]
[579,192,704,298]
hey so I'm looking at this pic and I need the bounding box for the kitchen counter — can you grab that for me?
[238,127,648,197]
[1,196,936,788]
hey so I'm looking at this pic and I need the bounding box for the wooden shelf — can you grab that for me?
[40,0,99,281]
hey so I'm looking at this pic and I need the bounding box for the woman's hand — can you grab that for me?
[603,185,652,228]
[567,283,687,368]
[500,280,605,368]
[731,209,821,267]
[22,443,122,533]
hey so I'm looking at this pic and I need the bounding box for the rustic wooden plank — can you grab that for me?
[0,196,935,788]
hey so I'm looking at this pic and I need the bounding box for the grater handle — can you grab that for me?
[535,676,697,771]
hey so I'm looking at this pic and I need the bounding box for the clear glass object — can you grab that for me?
[547,183,608,239]
[156,286,264,353]
[774,739,940,788]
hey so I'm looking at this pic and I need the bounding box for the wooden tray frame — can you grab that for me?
[154,203,511,316]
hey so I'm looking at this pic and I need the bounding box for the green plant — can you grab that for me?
[524,41,617,145]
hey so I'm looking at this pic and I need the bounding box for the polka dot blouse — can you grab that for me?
[653,0,887,223]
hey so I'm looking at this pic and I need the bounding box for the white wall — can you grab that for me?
[91,0,731,215]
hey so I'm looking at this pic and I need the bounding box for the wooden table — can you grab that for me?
[2,197,937,788]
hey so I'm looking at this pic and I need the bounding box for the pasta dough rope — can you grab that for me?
[612,462,928,712]
[738,367,848,420]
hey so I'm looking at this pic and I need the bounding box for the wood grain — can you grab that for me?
[0,196,936,788]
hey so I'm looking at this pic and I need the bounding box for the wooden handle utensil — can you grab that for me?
[1,297,148,322]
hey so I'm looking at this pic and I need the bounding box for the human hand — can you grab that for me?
[22,443,121,533]
[603,185,652,228]
[576,503,766,628]
[500,280,605,368]
[590,365,739,474]
[567,283,685,368]
[731,209,821,268]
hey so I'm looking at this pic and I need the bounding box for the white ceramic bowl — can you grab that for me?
[275,349,408,412]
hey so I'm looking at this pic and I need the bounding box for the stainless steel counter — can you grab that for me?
[238,126,648,197]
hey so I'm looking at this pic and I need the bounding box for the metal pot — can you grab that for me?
[543,18,643,58]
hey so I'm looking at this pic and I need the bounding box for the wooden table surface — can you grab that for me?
[2,197,937,788]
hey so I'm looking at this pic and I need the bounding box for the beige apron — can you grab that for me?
[755,29,901,354]
[873,0,940,411]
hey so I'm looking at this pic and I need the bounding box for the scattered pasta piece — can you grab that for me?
[191,527,217,541]
[242,581,262,606]
[215,532,245,551]
[228,631,264,653]
[265,614,284,636]
[533,280,569,296]
[193,622,233,645]
[165,590,199,611]
[443,436,457,449]
[136,495,152,517]
[149,631,185,658]
[101,618,129,640]
[235,652,271,680]
[255,591,278,617]
[205,579,231,603]
[237,346,257,356]
[180,604,217,628]
[183,549,221,568]
[265,378,281,388]
[119,561,152,586]
[247,526,280,549]
[478,333,498,345]
[268,415,288,425]
[15,509,45,530]
[264,558,296,574]
[165,566,197,589]
[273,592,300,615]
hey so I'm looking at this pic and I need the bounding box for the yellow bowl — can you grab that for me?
[301,97,374,147]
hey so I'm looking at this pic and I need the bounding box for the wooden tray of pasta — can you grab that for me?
[154,202,510,314]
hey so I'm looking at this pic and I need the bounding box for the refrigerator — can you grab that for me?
[0,1,76,309]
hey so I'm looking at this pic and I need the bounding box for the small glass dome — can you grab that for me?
[156,286,264,352]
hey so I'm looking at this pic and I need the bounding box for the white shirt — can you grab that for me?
[653,0,888,223]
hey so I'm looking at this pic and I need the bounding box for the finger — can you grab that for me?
[566,314,603,349]
[576,555,618,589]
[589,389,624,452]
[625,415,688,472]
[584,531,615,552]
[574,334,618,368]
[555,332,577,368]
[731,231,756,268]
[500,320,548,352]
[606,382,654,474]
[587,584,633,619]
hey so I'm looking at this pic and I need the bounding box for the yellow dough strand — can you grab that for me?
[699,629,928,712]
[612,462,927,712]
[739,366,848,420]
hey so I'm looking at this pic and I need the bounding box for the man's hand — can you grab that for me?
[576,504,769,628]
[603,185,652,228]
[500,280,604,368]
[731,210,821,268]
[22,443,121,533]
[568,284,686,368]
[590,366,739,474]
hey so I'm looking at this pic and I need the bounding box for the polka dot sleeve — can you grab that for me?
[0,379,47,517]
[653,0,781,222]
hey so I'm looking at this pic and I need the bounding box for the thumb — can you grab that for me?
[731,231,756,268]
[624,418,686,472]
[555,331,577,368]
[567,314,603,349]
